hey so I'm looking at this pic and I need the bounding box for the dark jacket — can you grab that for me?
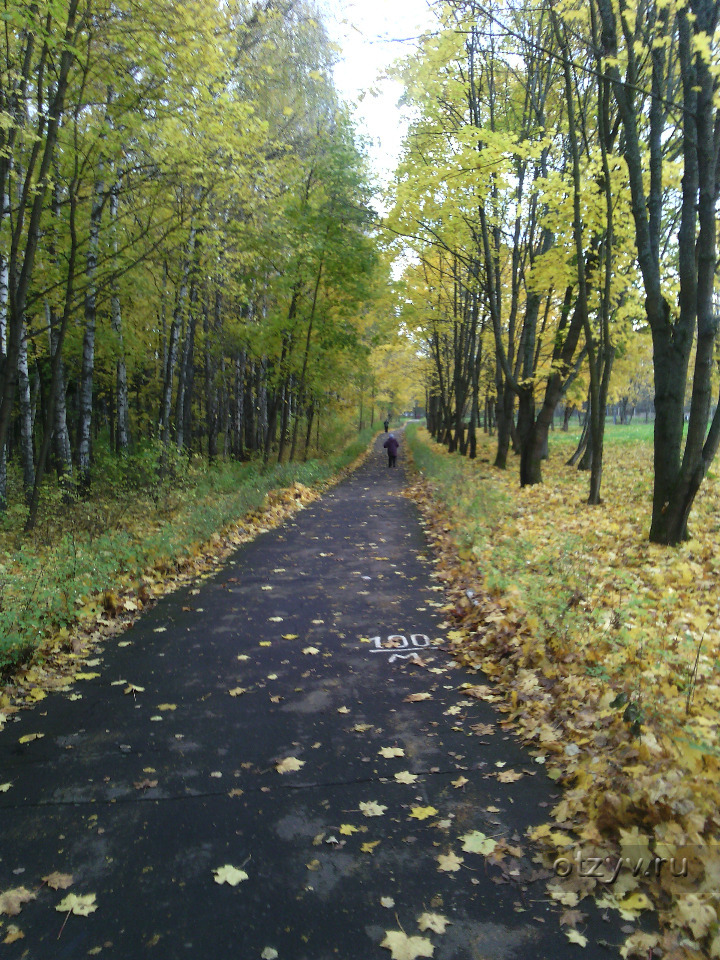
[383,436,399,456]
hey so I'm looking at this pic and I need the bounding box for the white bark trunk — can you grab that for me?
[18,325,34,494]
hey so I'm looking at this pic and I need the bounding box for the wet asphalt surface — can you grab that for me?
[0,432,628,959]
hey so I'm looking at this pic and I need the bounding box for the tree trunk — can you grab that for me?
[18,325,34,498]
[77,158,106,491]
[110,182,129,452]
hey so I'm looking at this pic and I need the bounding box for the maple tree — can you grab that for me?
[388,0,719,540]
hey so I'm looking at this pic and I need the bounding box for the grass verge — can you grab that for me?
[404,423,720,959]
[0,428,376,681]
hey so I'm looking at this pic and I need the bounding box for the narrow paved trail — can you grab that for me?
[1,433,624,959]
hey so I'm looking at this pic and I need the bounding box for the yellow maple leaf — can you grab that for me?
[359,800,387,817]
[3,925,24,944]
[676,894,717,939]
[566,929,587,947]
[339,824,359,835]
[212,865,248,886]
[0,887,36,916]
[417,911,451,933]
[276,757,304,774]
[361,840,381,853]
[437,851,464,872]
[56,893,97,916]
[379,746,405,758]
[410,806,438,820]
[394,771,418,784]
[497,769,523,783]
[380,930,434,959]
[42,872,73,890]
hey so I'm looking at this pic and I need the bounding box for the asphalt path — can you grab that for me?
[0,432,627,959]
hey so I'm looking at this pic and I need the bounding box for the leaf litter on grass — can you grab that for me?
[405,427,720,957]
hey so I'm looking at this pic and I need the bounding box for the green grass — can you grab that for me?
[0,426,377,677]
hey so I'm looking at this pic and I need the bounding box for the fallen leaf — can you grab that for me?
[0,887,36,916]
[282,634,298,640]
[461,831,498,855]
[339,824,359,835]
[302,647,320,655]
[559,908,587,927]
[380,930,434,960]
[410,806,438,820]
[157,703,177,711]
[228,688,247,697]
[565,929,587,947]
[2,925,24,944]
[337,706,350,714]
[394,771,419,784]
[676,894,717,939]
[42,872,73,890]
[56,893,97,916]
[417,912,452,934]
[437,851,464,872]
[212,865,248,886]
[359,800,387,817]
[261,949,278,960]
[379,747,405,758]
[380,896,395,908]
[0,782,11,792]
[18,733,44,744]
[276,757,305,774]
[451,776,469,788]
[361,840,381,853]
[497,769,523,783]
[404,692,431,702]
[124,684,145,694]
[133,779,158,790]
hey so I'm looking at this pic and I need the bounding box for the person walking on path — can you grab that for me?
[383,432,399,467]
[383,418,389,432]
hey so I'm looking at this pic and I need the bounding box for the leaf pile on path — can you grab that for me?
[406,428,720,959]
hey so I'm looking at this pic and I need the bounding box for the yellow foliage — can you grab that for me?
[407,426,720,952]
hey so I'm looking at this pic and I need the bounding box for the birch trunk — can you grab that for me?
[110,183,129,451]
[77,160,106,490]
[18,324,34,496]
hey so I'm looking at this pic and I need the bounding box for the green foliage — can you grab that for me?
[0,430,373,677]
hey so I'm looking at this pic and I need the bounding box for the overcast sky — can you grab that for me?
[322,0,435,185]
